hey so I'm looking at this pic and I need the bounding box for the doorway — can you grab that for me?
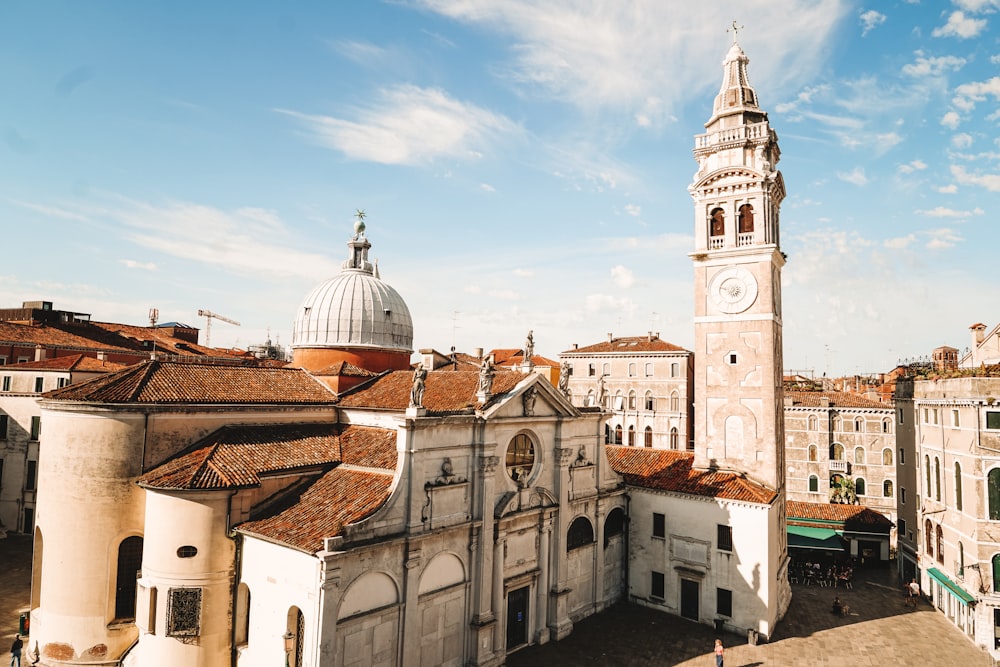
[506,586,530,650]
[680,578,699,621]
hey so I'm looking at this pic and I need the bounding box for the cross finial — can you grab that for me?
[355,208,366,222]
[727,20,743,43]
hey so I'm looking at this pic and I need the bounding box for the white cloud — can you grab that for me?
[897,159,927,174]
[884,234,917,249]
[937,184,959,193]
[941,111,962,129]
[584,293,636,315]
[330,39,388,65]
[951,164,1000,191]
[276,85,521,165]
[955,0,1000,11]
[480,183,496,192]
[952,133,974,149]
[952,77,1000,113]
[120,259,157,271]
[837,167,869,186]
[924,227,963,249]
[933,11,987,39]
[901,54,966,77]
[624,204,641,217]
[860,10,886,36]
[610,265,635,288]
[915,206,984,218]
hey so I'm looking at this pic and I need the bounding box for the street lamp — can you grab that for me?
[283,631,295,667]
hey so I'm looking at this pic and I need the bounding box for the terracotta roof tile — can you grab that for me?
[238,467,394,552]
[42,360,337,404]
[785,390,890,409]
[786,500,893,527]
[561,336,689,355]
[2,354,124,373]
[138,423,397,490]
[311,361,378,377]
[337,368,526,413]
[605,446,775,503]
[0,321,119,349]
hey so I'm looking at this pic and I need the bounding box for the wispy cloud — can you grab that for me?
[933,11,987,39]
[837,167,869,186]
[277,85,522,165]
[860,10,886,37]
[941,110,962,129]
[610,265,635,288]
[915,205,983,218]
[951,133,973,149]
[7,199,90,221]
[951,164,1000,191]
[897,159,927,173]
[120,259,157,271]
[952,77,1000,113]
[624,204,641,217]
[901,53,966,77]
[924,227,963,249]
[884,234,917,249]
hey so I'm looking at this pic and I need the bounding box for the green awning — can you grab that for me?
[927,567,976,605]
[787,525,846,551]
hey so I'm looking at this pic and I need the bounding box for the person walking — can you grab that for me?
[9,634,23,667]
[714,638,724,667]
[906,578,920,607]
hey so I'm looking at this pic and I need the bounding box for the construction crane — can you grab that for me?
[197,309,240,348]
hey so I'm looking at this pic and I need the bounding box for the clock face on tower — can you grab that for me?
[709,266,758,314]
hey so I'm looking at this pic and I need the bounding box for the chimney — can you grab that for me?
[607,332,613,342]
[474,347,483,359]
[971,324,987,366]
[573,343,578,350]
[35,345,46,361]
[97,351,107,361]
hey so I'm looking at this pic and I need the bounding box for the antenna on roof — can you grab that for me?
[148,308,159,327]
[197,309,241,347]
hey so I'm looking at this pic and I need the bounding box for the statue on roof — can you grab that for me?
[524,330,535,361]
[410,363,427,408]
[558,360,571,397]
[479,355,495,395]
[522,385,537,416]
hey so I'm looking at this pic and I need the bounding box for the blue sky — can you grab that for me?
[1,1,998,375]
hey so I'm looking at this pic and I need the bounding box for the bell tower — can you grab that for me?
[689,36,786,491]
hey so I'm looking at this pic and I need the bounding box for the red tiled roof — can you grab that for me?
[605,446,776,503]
[138,423,397,490]
[311,361,378,377]
[2,354,124,373]
[42,360,337,404]
[785,390,890,409]
[337,368,526,413]
[494,354,559,368]
[89,321,218,356]
[561,336,689,355]
[238,467,394,552]
[0,321,119,349]
[787,500,893,529]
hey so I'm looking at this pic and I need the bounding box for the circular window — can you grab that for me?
[505,434,535,482]
[176,545,198,558]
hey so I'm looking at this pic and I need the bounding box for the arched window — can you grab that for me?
[235,583,251,646]
[934,457,941,501]
[628,425,636,447]
[925,519,933,557]
[989,468,1000,520]
[833,416,842,432]
[710,207,725,237]
[955,462,963,511]
[644,391,654,411]
[628,390,637,410]
[883,480,893,497]
[831,443,845,461]
[644,426,653,448]
[669,427,678,450]
[604,507,625,547]
[567,517,595,551]
[808,415,818,431]
[925,455,932,496]
[808,445,818,462]
[882,418,892,434]
[854,447,865,465]
[615,425,623,445]
[854,417,864,433]
[114,536,144,621]
[855,478,866,496]
[738,204,754,233]
[808,475,819,492]
[587,389,595,407]
[287,606,304,667]
[993,555,1000,592]
[882,448,893,466]
[670,391,679,412]
[614,390,623,411]
[936,525,944,564]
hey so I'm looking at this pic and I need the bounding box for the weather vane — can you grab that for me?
[727,20,743,43]
[355,208,366,222]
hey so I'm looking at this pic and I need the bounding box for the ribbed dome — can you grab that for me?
[291,220,413,353]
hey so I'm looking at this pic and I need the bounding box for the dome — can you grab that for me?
[291,219,413,356]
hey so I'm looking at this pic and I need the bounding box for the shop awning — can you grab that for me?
[787,525,846,551]
[927,567,976,605]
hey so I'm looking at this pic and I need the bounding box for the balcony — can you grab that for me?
[709,236,725,250]
[829,460,849,473]
[737,232,754,247]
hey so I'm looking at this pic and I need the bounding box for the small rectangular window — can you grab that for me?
[899,448,905,465]
[167,587,202,637]
[0,356,6,365]
[628,362,636,377]
[25,460,36,491]
[717,524,733,552]
[602,362,610,375]
[932,408,939,425]
[899,409,904,425]
[588,364,595,377]
[717,588,733,617]
[651,571,665,599]
[987,411,1000,430]
[899,518,906,536]
[1,376,10,391]
[30,416,41,440]
[16,357,28,364]
[57,377,68,388]
[34,377,44,393]
[645,363,653,377]
[0,414,7,438]
[671,362,679,377]
[901,487,907,504]
[951,409,959,427]
[653,512,665,538]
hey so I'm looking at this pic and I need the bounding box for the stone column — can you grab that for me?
[535,519,551,644]
[402,547,423,662]
[593,505,605,611]
[492,530,506,654]
[470,453,499,666]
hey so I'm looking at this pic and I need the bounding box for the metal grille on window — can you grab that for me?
[295,609,305,667]
[167,587,202,637]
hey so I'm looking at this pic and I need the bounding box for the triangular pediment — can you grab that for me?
[479,374,578,420]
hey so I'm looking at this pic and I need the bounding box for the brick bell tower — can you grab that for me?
[688,35,786,492]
